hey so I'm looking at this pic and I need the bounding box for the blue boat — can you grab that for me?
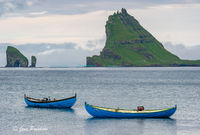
[85,102,177,118]
[24,94,76,108]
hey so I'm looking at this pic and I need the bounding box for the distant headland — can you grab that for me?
[5,46,36,67]
[86,8,200,67]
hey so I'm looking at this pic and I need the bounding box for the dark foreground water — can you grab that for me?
[0,67,200,135]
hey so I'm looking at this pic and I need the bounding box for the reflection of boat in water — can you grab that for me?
[24,94,76,108]
[85,118,177,135]
[85,102,177,118]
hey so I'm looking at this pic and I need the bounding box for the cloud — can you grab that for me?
[163,42,200,60]
[30,11,48,16]
[84,35,106,51]
[0,0,34,16]
[0,0,200,16]
[37,49,64,55]
[0,10,109,50]
[36,48,99,67]
[26,1,33,7]
[129,4,200,46]
[1,3,200,46]
[0,43,76,52]
[1,3,200,47]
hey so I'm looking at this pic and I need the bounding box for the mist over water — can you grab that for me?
[0,67,200,135]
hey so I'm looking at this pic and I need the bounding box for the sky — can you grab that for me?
[0,0,200,67]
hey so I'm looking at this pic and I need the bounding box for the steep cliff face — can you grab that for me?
[87,8,200,67]
[30,56,36,67]
[5,46,28,67]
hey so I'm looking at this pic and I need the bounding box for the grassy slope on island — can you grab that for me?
[87,8,200,67]
[7,46,27,60]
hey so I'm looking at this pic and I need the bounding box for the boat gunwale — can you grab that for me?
[85,102,176,114]
[24,94,76,103]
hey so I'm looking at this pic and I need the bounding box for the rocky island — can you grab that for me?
[30,56,37,67]
[87,8,200,67]
[5,46,37,67]
[6,46,29,67]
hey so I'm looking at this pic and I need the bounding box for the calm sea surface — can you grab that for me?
[0,67,200,135]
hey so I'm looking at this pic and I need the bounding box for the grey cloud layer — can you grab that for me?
[0,0,31,15]
[163,42,200,60]
[0,43,76,53]
[1,0,200,16]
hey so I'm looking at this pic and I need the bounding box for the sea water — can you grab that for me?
[0,67,200,135]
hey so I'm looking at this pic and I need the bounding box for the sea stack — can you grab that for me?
[5,46,28,67]
[30,56,37,67]
[86,8,200,67]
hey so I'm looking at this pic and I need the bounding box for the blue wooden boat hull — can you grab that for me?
[24,95,76,108]
[85,102,177,118]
